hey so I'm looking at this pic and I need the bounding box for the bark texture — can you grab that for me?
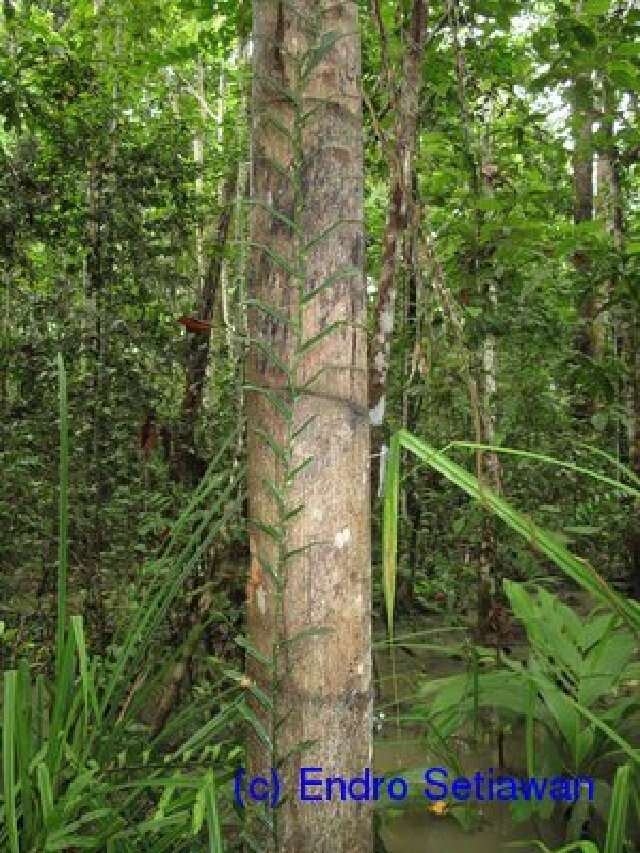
[368,0,428,496]
[477,148,502,635]
[247,2,371,851]
[571,71,602,419]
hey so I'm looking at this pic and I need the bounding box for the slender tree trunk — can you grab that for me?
[477,145,502,635]
[450,4,502,633]
[599,89,640,598]
[571,68,602,419]
[595,81,623,446]
[84,0,113,651]
[194,61,206,302]
[247,3,371,851]
[368,0,428,497]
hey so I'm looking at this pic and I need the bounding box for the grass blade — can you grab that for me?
[2,670,20,853]
[56,353,69,679]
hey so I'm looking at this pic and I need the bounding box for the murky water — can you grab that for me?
[372,624,564,853]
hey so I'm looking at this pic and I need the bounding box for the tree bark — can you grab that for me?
[571,69,602,419]
[246,2,371,851]
[368,0,428,497]
[477,146,502,636]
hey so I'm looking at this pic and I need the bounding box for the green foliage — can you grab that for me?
[383,428,639,846]
[0,359,243,850]
[412,583,638,842]
[383,429,640,636]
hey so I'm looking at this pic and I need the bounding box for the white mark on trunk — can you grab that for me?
[378,443,388,497]
[334,527,351,549]
[369,396,385,426]
[373,350,387,374]
[381,302,394,335]
[256,586,266,615]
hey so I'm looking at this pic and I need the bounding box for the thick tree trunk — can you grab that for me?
[246,3,371,851]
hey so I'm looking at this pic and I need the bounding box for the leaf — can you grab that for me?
[250,199,301,236]
[234,635,274,668]
[251,427,290,465]
[244,384,293,421]
[279,626,334,647]
[603,764,633,853]
[384,430,640,635]
[36,762,54,827]
[238,702,273,751]
[249,518,283,544]
[291,415,318,441]
[245,298,293,329]
[261,476,288,511]
[304,218,364,252]
[284,503,304,522]
[302,265,362,304]
[252,339,292,377]
[192,785,205,835]
[3,671,19,853]
[607,60,640,90]
[204,772,223,853]
[583,0,610,14]
[247,241,301,278]
[302,31,342,80]
[298,322,341,355]
[287,456,314,482]
[382,434,401,638]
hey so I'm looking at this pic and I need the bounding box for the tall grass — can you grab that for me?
[0,356,243,851]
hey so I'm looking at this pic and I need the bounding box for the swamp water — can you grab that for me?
[372,628,564,853]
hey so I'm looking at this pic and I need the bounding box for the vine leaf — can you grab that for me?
[279,626,334,648]
[287,456,314,482]
[301,31,341,81]
[234,637,273,669]
[299,322,341,355]
[252,427,290,465]
[302,265,361,304]
[249,518,284,544]
[291,415,317,441]
[238,702,273,752]
[246,297,293,329]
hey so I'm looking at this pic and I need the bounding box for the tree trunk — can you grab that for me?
[246,3,371,851]
[571,69,602,419]
[477,146,502,636]
[368,0,428,498]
